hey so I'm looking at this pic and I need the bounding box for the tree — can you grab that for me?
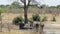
[0,5,5,8]
[20,0,44,34]
[57,5,60,8]
[11,1,20,8]
[21,0,32,23]
[20,0,38,23]
[9,0,43,34]
[49,6,56,8]
[32,14,40,21]
[13,16,24,25]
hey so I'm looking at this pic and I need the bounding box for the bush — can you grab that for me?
[42,16,47,22]
[51,17,56,22]
[13,16,24,25]
[32,14,40,21]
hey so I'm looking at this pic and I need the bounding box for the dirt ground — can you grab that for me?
[0,28,39,34]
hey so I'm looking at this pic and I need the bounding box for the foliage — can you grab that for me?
[0,5,5,8]
[51,16,56,22]
[32,14,40,21]
[13,16,24,25]
[49,6,56,8]
[0,8,4,15]
[42,16,47,22]
[57,5,60,8]
[11,1,20,8]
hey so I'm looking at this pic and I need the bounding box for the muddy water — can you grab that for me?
[18,29,60,34]
[44,29,60,34]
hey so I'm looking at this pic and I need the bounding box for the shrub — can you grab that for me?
[32,14,40,21]
[13,16,24,25]
[51,16,56,22]
[42,16,47,22]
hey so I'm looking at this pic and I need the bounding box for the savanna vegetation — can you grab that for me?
[0,0,60,34]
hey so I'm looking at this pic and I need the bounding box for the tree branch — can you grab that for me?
[26,0,31,8]
[27,0,31,6]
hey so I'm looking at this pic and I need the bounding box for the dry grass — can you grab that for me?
[0,13,40,34]
[1,13,60,34]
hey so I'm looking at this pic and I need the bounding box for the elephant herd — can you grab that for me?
[19,21,44,30]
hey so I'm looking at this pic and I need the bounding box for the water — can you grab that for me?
[19,28,60,34]
[44,29,60,34]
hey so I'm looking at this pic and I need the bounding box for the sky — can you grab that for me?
[0,0,60,6]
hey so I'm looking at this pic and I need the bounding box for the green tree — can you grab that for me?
[49,6,56,8]
[57,5,60,8]
[0,5,5,8]
[32,14,40,21]
[51,16,56,22]
[13,16,24,25]
[42,16,47,22]
[11,1,20,8]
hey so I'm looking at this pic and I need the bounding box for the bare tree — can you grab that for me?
[24,0,30,23]
[21,0,37,23]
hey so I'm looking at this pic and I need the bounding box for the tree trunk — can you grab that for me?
[24,7,28,24]
[24,0,28,24]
